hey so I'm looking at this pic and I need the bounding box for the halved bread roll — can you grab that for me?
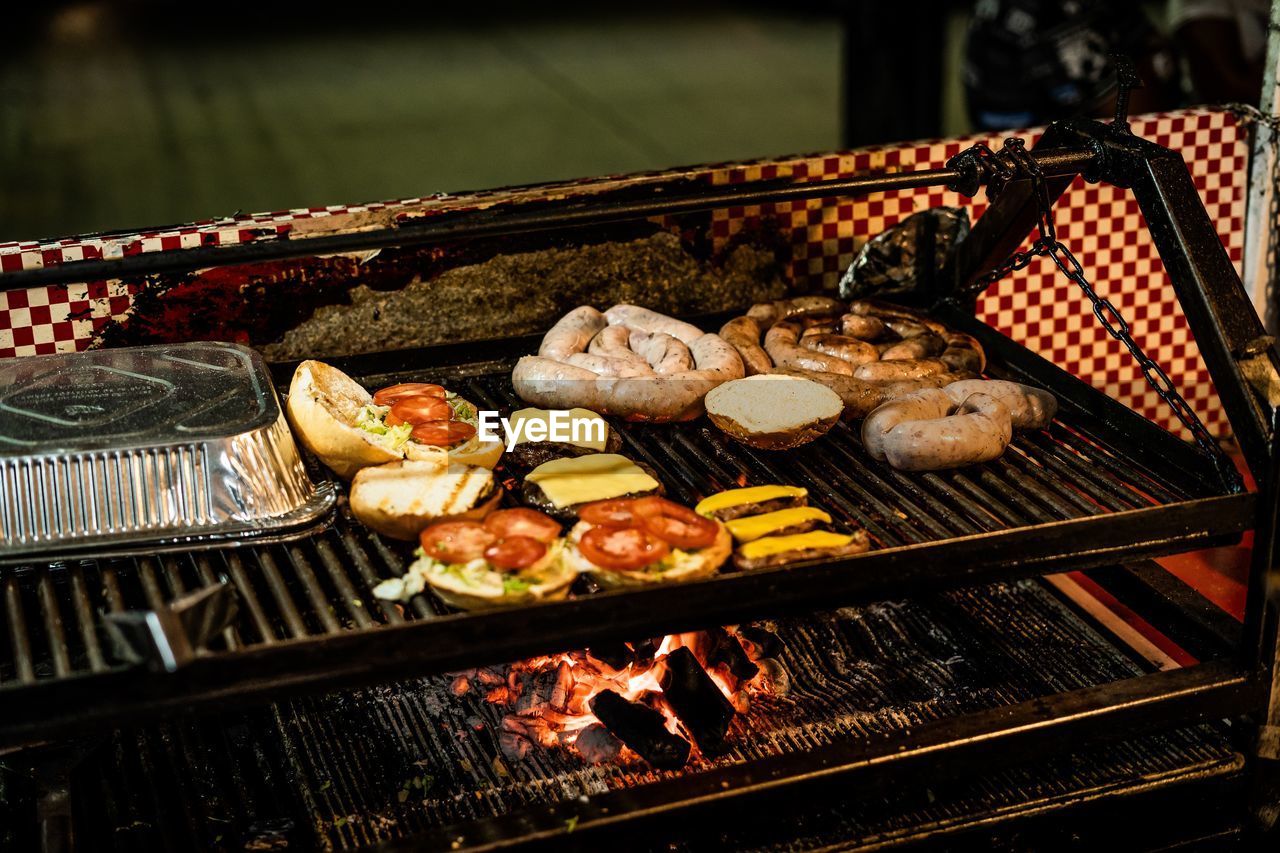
[349,460,500,540]
[285,360,502,478]
[704,374,843,450]
[287,360,401,479]
[419,541,577,612]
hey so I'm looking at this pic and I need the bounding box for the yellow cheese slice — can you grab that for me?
[508,407,609,451]
[525,453,659,508]
[737,530,853,560]
[724,507,831,543]
[695,485,807,516]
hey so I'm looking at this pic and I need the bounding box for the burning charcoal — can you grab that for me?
[589,690,690,770]
[736,625,782,659]
[756,658,790,696]
[586,641,634,672]
[631,637,661,663]
[515,669,561,716]
[574,723,623,765]
[450,675,471,696]
[551,661,573,711]
[705,627,760,682]
[657,647,736,757]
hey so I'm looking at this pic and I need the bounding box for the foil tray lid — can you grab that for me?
[0,342,336,560]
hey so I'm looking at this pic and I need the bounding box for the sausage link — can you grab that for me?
[880,332,946,361]
[539,305,607,360]
[839,313,888,341]
[801,333,879,366]
[588,325,649,365]
[940,332,986,373]
[881,392,1012,471]
[861,388,952,461]
[943,379,1057,429]
[603,304,703,344]
[628,329,694,373]
[854,358,948,382]
[719,316,772,376]
[765,321,854,375]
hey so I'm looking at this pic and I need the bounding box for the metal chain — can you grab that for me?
[953,137,1241,489]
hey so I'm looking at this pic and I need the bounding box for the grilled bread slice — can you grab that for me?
[349,461,500,540]
[705,374,842,450]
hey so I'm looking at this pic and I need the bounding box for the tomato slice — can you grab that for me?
[373,383,446,406]
[386,396,452,427]
[411,420,477,447]
[578,498,645,528]
[484,535,547,570]
[633,497,720,550]
[484,508,561,543]
[579,526,670,571]
[419,521,496,563]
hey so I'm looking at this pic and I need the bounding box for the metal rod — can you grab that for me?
[0,148,1098,291]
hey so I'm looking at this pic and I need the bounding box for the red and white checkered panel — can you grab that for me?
[0,109,1246,436]
[706,110,1246,438]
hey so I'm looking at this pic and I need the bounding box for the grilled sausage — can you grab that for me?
[839,313,888,341]
[943,380,1057,429]
[880,332,946,361]
[539,305,607,360]
[747,296,845,330]
[881,392,1013,471]
[628,329,694,373]
[854,358,949,382]
[767,367,970,418]
[940,332,987,373]
[861,388,952,461]
[765,320,854,375]
[588,325,650,365]
[719,316,773,376]
[603,304,703,345]
[847,300,948,334]
[565,352,656,377]
[800,333,879,366]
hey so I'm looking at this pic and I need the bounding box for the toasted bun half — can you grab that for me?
[349,461,500,540]
[562,520,731,589]
[705,374,843,450]
[422,543,577,611]
[286,360,401,479]
[286,360,503,478]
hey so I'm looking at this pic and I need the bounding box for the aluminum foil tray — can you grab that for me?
[0,343,336,561]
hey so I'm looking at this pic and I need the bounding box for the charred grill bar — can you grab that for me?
[3,115,1280,848]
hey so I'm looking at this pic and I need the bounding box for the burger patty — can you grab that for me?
[520,460,665,523]
[506,429,624,470]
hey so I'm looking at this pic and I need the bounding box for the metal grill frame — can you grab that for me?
[2,117,1280,847]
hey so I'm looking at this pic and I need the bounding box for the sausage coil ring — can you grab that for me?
[513,304,745,422]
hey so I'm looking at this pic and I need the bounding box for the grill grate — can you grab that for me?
[47,578,1241,851]
[0,350,1249,741]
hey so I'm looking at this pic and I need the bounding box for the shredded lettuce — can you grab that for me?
[446,395,475,422]
[355,404,412,449]
[502,576,532,594]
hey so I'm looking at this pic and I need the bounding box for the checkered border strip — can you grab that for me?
[0,109,1248,437]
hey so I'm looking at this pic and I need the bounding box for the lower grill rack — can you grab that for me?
[7,577,1240,851]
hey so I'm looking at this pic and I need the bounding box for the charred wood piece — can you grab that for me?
[586,641,634,672]
[589,690,690,769]
[706,627,760,682]
[658,647,736,757]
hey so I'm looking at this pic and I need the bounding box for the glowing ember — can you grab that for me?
[455,628,775,767]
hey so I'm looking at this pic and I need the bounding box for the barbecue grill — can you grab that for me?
[2,104,1279,851]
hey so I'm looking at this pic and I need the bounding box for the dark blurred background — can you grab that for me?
[0,0,1268,240]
